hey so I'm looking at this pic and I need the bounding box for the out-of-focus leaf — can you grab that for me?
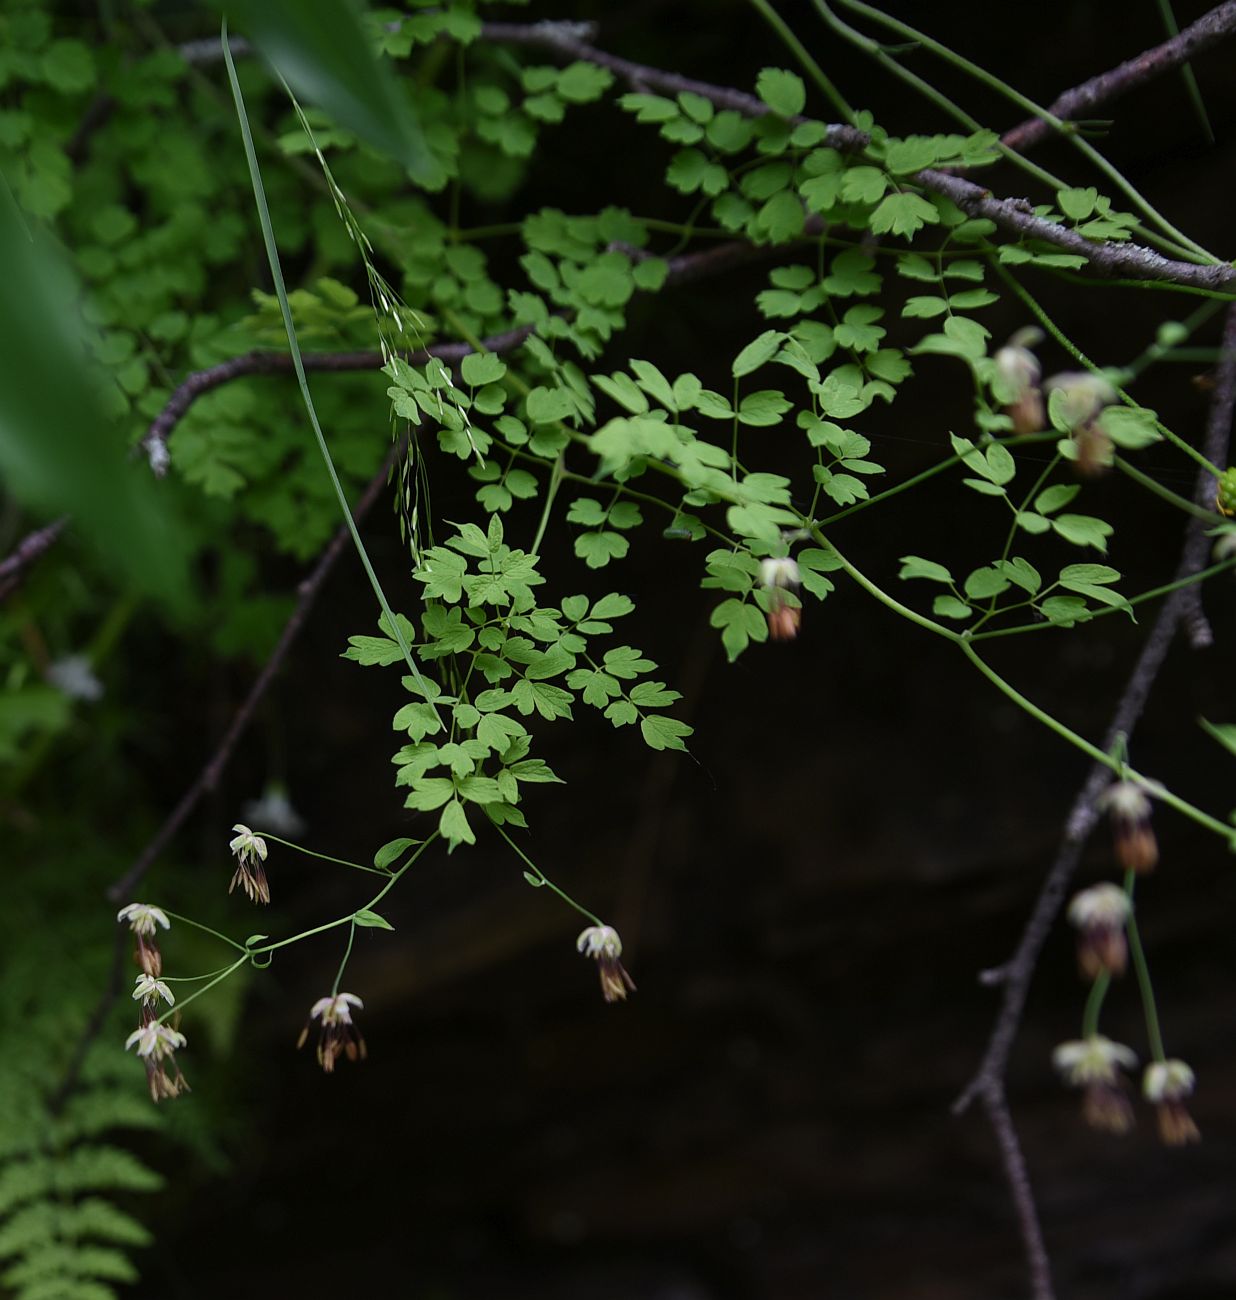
[0,185,187,605]
[215,0,434,181]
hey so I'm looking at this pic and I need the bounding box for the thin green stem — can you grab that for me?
[221,25,440,724]
[161,964,240,984]
[494,823,604,927]
[157,957,247,1023]
[254,831,386,876]
[746,0,855,121]
[834,0,1219,262]
[530,454,564,558]
[997,267,1224,476]
[1081,968,1112,1037]
[160,911,247,953]
[1113,456,1216,521]
[251,835,438,955]
[331,919,357,997]
[1124,871,1166,1061]
[958,639,1234,842]
[968,555,1236,641]
[810,528,960,641]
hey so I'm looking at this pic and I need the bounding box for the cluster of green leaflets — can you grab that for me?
[343,513,691,851]
[2,2,1215,1293]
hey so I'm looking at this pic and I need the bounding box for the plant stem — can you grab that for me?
[331,919,357,997]
[1124,872,1167,1060]
[221,25,440,724]
[159,911,247,953]
[255,831,387,875]
[494,823,604,927]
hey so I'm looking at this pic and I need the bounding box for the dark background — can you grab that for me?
[105,2,1236,1296]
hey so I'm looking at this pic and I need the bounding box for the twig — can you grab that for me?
[485,21,1235,291]
[139,325,535,473]
[914,170,1236,292]
[0,517,68,603]
[480,19,868,150]
[1001,0,1236,153]
[951,302,1236,1299]
[107,442,401,905]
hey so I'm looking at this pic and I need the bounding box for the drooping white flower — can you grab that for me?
[229,824,268,865]
[299,991,366,1072]
[116,903,170,937]
[1053,1035,1138,1135]
[132,973,174,1007]
[310,992,364,1025]
[228,824,271,904]
[45,654,104,702]
[759,556,800,590]
[1066,883,1132,978]
[577,925,636,1003]
[1144,1059,1200,1145]
[242,784,306,837]
[125,1022,186,1060]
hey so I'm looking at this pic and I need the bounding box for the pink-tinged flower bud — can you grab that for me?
[576,925,636,1003]
[1144,1059,1200,1146]
[1066,883,1132,979]
[297,992,367,1072]
[1098,781,1158,874]
[994,328,1045,434]
[758,556,802,641]
[1053,1035,1138,1135]
[1044,371,1118,476]
[228,823,271,905]
[117,903,170,977]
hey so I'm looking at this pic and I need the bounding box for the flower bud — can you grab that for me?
[1143,1059,1200,1146]
[1053,1035,1138,1135]
[758,556,802,641]
[298,992,367,1072]
[1044,371,1118,476]
[993,328,1045,434]
[228,823,271,905]
[576,924,636,1003]
[1097,781,1158,873]
[1066,883,1131,979]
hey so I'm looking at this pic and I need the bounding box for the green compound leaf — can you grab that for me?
[640,713,694,752]
[898,556,953,583]
[1052,514,1114,552]
[755,68,806,118]
[869,191,940,239]
[438,798,475,850]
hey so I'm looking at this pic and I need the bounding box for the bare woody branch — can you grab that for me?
[0,517,68,601]
[483,21,1236,293]
[914,170,1235,291]
[952,302,1236,1299]
[1001,0,1236,153]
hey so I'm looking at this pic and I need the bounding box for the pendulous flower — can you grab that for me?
[993,327,1045,434]
[132,973,174,1025]
[297,992,367,1072]
[759,556,802,642]
[1044,371,1118,476]
[1097,781,1158,874]
[125,1022,189,1102]
[1066,883,1132,979]
[117,902,170,977]
[1144,1059,1200,1146]
[576,925,636,1003]
[228,823,271,905]
[1053,1035,1138,1134]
